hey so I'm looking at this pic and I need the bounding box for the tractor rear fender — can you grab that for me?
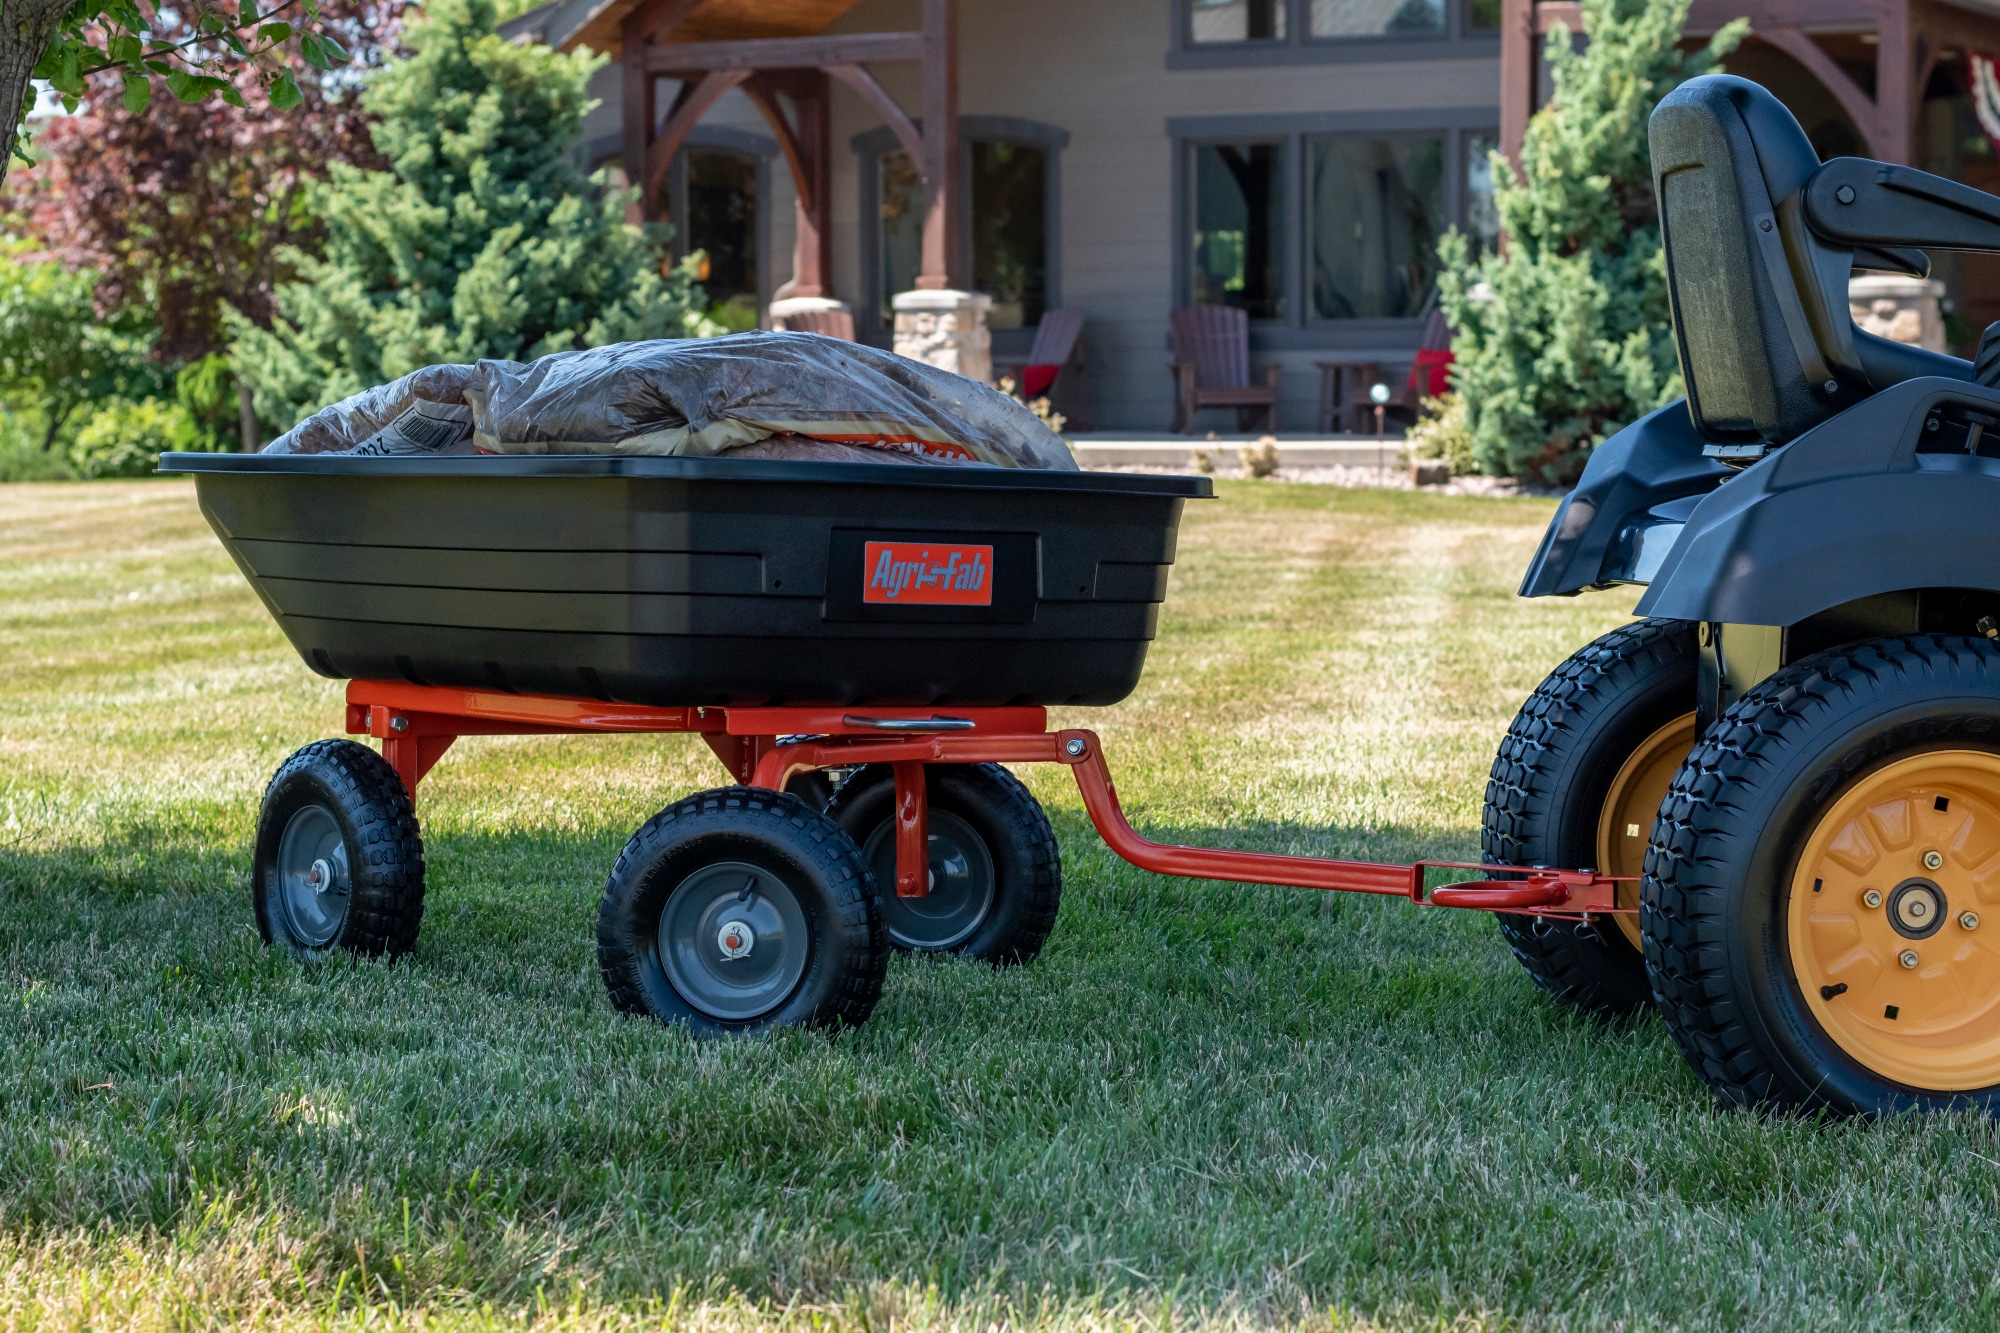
[1636,376,2000,626]
[1518,399,1728,597]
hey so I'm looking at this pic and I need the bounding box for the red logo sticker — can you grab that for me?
[863,541,992,605]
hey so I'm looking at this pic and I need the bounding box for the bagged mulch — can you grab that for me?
[261,331,1075,470]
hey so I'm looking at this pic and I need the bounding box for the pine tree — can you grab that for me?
[231,0,715,430]
[1436,0,1745,484]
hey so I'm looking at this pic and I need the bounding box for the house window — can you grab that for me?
[878,149,925,324]
[682,149,759,312]
[1308,0,1442,38]
[1172,115,1500,340]
[1190,141,1286,320]
[971,141,1048,328]
[857,116,1068,339]
[1464,130,1501,258]
[1190,0,1284,43]
[1171,0,1496,65]
[1307,133,1444,321]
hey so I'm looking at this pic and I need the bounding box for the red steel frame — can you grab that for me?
[345,680,1630,920]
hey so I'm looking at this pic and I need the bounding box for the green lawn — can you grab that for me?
[4,479,1999,1331]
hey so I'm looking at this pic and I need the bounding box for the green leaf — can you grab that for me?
[120,71,150,113]
[237,0,259,24]
[320,34,349,63]
[267,71,302,110]
[163,69,227,102]
[143,59,174,74]
[108,33,143,64]
[256,21,291,42]
[298,32,326,67]
[197,11,227,33]
[219,82,246,108]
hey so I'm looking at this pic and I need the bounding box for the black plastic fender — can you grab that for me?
[1636,377,2000,624]
[1518,400,1727,596]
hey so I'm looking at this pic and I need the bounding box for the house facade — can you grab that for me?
[501,0,2000,433]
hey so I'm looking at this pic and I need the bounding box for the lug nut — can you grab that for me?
[1963,911,1982,931]
[1924,850,1944,871]
[1863,889,1883,909]
[1900,949,1921,969]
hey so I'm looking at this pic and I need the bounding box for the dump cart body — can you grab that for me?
[162,453,1209,707]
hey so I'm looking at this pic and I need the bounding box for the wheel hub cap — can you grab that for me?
[1789,750,2000,1091]
[862,809,995,951]
[1596,713,1699,950]
[658,863,808,1021]
[276,804,351,949]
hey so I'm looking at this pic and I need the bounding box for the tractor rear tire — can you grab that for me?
[1482,618,1699,1015]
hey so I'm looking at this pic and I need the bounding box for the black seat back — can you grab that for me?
[1650,76,1845,447]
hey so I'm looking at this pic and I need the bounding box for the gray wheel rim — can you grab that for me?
[277,803,351,949]
[862,809,996,950]
[658,860,811,1021]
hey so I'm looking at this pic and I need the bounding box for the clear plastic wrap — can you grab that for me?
[261,332,1075,470]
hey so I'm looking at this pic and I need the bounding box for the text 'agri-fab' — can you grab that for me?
[862,541,995,606]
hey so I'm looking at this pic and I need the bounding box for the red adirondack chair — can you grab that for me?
[993,307,1090,431]
[1169,305,1280,435]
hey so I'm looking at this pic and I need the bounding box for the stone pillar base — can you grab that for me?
[768,296,851,331]
[1850,273,1946,352]
[892,289,992,383]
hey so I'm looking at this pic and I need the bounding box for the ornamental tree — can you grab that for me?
[0,0,356,198]
[1436,0,1746,484]
[230,0,715,429]
[7,0,398,367]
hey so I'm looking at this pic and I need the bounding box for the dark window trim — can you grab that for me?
[851,115,1070,346]
[1169,107,1498,351]
[1168,0,1499,70]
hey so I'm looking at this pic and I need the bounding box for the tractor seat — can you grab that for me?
[1650,76,1997,461]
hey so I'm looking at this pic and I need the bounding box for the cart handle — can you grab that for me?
[841,715,978,732]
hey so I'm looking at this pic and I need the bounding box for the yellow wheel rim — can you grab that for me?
[1788,750,2000,1092]
[1595,713,1697,951]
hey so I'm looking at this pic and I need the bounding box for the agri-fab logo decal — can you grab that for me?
[863,541,993,605]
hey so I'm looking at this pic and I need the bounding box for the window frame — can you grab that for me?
[852,115,1070,350]
[1169,109,1499,351]
[1168,0,1499,70]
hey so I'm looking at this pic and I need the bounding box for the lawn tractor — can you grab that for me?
[166,72,2000,1119]
[1496,74,2000,1115]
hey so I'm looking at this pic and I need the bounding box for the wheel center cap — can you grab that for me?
[307,858,333,893]
[717,919,755,959]
[1889,877,1947,940]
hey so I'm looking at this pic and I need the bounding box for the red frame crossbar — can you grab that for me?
[344,680,1631,921]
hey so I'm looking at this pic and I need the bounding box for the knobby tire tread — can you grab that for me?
[263,739,426,958]
[1482,617,1696,1015]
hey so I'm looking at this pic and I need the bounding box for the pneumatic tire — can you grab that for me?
[253,739,426,959]
[1645,636,2000,1114]
[825,763,1061,964]
[1482,618,1699,1015]
[596,786,886,1035]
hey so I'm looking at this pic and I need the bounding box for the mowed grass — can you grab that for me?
[4,480,2000,1332]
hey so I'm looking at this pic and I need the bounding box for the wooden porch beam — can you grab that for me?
[644,67,750,205]
[1684,0,1879,35]
[823,62,926,177]
[647,31,924,74]
[1759,24,1884,158]
[1877,0,1914,164]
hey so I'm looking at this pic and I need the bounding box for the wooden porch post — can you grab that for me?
[917,0,961,289]
[1878,1,1915,166]
[745,71,834,300]
[621,0,707,223]
[1499,0,1535,168]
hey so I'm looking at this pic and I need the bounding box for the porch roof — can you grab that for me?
[503,0,869,59]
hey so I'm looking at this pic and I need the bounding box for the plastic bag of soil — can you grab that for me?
[261,332,1075,470]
